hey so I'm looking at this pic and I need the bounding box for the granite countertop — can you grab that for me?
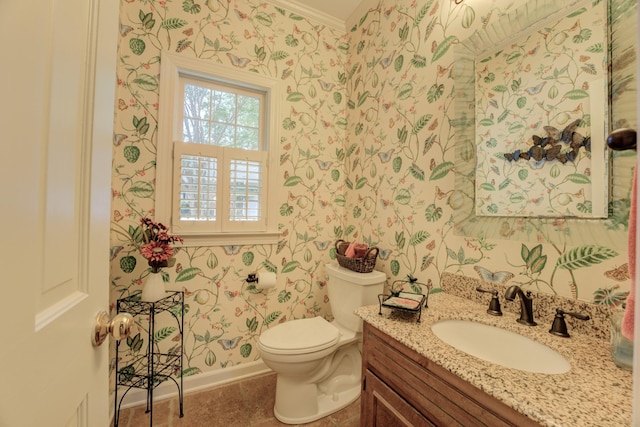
[355,292,633,427]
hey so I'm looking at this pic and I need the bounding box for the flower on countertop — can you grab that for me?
[136,217,183,273]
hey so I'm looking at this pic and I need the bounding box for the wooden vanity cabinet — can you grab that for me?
[361,323,541,427]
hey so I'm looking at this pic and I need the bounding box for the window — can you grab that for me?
[157,52,280,245]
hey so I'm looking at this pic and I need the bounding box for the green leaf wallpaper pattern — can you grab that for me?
[110,0,636,385]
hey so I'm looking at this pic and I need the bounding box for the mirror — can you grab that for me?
[453,0,635,250]
[473,0,608,218]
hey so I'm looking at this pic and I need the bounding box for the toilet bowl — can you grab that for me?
[257,263,386,424]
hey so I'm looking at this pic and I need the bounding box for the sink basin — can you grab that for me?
[431,320,570,374]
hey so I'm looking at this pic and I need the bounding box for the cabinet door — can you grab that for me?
[362,370,436,427]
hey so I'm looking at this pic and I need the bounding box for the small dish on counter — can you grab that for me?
[378,291,427,322]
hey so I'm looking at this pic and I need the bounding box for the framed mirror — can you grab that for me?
[453,0,635,250]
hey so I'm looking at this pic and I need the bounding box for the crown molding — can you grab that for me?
[263,0,346,32]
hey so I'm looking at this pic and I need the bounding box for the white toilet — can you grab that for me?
[257,263,386,424]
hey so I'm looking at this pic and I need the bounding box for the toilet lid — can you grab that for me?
[259,317,340,355]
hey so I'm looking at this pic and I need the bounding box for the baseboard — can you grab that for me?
[114,360,272,410]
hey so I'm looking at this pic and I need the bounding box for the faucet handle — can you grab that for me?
[475,287,503,316]
[549,308,590,338]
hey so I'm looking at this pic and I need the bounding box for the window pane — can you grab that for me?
[183,118,210,143]
[184,84,211,120]
[236,126,259,150]
[229,160,262,222]
[180,155,217,221]
[212,90,236,124]
[211,123,235,147]
[182,80,263,152]
[237,95,260,128]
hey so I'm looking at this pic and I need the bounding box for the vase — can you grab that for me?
[141,272,166,302]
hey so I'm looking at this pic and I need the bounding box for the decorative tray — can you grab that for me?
[378,291,428,323]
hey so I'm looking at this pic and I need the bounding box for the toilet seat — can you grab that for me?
[259,317,340,355]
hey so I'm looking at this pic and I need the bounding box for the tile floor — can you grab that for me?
[115,372,361,427]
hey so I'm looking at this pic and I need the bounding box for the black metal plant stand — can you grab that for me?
[113,291,184,427]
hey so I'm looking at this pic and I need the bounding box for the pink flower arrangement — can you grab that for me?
[138,217,183,273]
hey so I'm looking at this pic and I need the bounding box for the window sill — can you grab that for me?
[179,231,281,247]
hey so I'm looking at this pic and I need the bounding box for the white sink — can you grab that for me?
[431,319,570,374]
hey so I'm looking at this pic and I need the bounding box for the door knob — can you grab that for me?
[92,311,134,346]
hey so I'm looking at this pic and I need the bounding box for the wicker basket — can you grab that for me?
[334,240,379,273]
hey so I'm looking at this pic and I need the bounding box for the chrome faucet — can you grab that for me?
[504,285,537,326]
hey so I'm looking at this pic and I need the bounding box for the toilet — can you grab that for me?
[257,263,386,424]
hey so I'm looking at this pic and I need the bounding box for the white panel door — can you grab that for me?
[0,0,118,426]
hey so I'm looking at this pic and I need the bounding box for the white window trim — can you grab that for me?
[157,51,281,246]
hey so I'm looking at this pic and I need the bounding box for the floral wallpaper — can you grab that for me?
[110,0,637,384]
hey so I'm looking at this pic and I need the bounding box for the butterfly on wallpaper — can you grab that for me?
[235,307,243,317]
[499,221,515,238]
[437,64,450,77]
[119,23,133,37]
[604,264,630,282]
[218,336,242,351]
[118,99,128,111]
[378,248,392,260]
[379,50,396,69]
[113,134,128,146]
[435,186,448,200]
[223,245,242,255]
[523,81,547,95]
[315,159,333,170]
[474,266,515,284]
[224,290,238,301]
[113,210,124,222]
[318,79,335,92]
[313,240,331,251]
[226,53,251,68]
[378,149,394,163]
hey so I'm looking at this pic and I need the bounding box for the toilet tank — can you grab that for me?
[325,263,386,332]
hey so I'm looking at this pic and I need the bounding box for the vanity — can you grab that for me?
[356,291,633,426]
